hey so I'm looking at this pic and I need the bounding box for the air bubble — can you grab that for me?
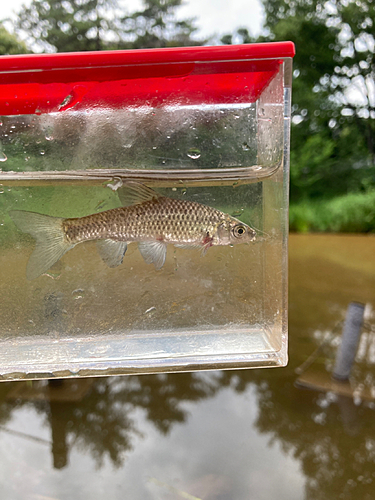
[187,148,201,160]
[72,288,85,300]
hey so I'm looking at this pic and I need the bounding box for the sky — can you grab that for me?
[1,0,265,42]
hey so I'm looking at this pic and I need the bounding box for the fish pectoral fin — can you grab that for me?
[117,181,161,207]
[96,239,128,268]
[138,241,167,270]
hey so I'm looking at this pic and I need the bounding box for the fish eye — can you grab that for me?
[233,225,247,238]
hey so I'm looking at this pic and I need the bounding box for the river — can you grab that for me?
[0,233,374,500]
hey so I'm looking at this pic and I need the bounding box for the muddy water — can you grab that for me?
[0,233,374,500]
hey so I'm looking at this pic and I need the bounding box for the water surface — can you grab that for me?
[0,233,374,500]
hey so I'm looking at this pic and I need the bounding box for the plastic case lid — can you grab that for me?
[0,42,295,115]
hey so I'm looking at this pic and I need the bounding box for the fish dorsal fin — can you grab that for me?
[97,239,128,268]
[117,181,161,207]
[138,241,167,270]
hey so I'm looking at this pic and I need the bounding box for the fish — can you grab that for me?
[9,181,256,280]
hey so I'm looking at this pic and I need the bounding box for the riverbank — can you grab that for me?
[289,190,375,233]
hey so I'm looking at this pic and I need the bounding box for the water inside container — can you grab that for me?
[0,72,288,378]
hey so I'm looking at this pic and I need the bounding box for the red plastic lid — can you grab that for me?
[0,43,295,115]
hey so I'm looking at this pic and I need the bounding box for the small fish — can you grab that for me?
[9,181,256,280]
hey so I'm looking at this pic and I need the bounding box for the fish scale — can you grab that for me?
[64,197,226,246]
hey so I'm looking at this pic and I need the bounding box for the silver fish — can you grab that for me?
[9,181,256,280]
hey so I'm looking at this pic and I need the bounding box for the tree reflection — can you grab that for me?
[221,366,375,500]
[0,358,374,499]
[0,372,220,469]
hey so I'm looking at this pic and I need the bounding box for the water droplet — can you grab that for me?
[232,208,244,217]
[242,142,251,151]
[187,148,201,160]
[181,188,187,195]
[40,150,45,155]
[0,152,7,162]
[45,134,54,141]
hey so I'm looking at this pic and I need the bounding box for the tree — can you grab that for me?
[13,0,204,53]
[120,0,203,49]
[222,0,375,202]
[221,27,254,46]
[0,23,29,54]
[260,0,375,201]
[14,0,125,52]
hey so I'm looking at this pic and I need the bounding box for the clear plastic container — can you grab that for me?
[0,43,294,380]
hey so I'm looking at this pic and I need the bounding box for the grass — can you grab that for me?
[289,190,375,233]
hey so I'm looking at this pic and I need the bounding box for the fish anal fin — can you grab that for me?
[117,181,161,207]
[138,241,167,270]
[97,239,128,268]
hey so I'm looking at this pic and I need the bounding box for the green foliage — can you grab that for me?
[120,0,204,49]
[221,0,374,207]
[13,0,204,52]
[221,27,254,46]
[260,0,375,203]
[14,0,126,52]
[289,190,375,233]
[0,24,29,54]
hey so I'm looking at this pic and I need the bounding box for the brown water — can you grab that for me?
[0,233,374,500]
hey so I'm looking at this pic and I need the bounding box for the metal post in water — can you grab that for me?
[332,302,365,381]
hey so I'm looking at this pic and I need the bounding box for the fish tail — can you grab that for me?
[9,210,72,280]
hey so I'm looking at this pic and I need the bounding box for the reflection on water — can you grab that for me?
[0,234,375,500]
